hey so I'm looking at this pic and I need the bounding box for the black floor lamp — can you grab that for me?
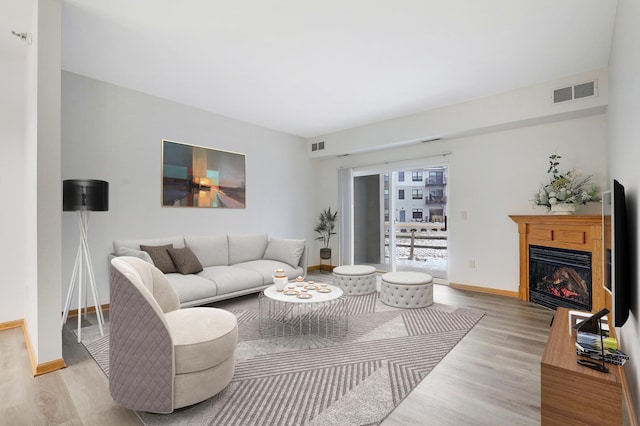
[61,179,109,343]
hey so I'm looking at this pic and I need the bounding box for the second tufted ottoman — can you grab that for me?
[380,271,433,308]
[332,265,377,295]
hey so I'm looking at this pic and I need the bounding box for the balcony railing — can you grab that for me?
[383,221,448,260]
[425,196,447,204]
[425,178,447,186]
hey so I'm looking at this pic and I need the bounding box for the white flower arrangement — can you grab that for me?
[533,154,601,210]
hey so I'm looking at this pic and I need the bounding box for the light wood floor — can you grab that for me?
[383,285,555,425]
[0,281,629,425]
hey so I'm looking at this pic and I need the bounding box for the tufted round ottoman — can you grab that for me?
[332,265,377,295]
[380,271,433,308]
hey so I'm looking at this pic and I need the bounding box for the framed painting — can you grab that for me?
[162,139,246,208]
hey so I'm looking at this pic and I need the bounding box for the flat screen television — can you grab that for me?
[602,179,631,327]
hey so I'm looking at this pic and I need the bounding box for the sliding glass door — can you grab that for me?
[351,164,448,280]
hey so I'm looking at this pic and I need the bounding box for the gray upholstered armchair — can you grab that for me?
[109,256,238,413]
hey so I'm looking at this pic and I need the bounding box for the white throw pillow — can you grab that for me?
[263,238,305,268]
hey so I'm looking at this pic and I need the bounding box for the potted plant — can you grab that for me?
[533,154,601,214]
[314,207,338,260]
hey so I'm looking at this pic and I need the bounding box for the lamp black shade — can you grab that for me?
[63,179,109,211]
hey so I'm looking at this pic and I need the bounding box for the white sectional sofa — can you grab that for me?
[112,233,307,307]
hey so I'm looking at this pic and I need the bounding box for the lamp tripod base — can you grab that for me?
[61,211,104,343]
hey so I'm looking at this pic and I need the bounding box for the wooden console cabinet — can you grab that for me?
[509,215,610,314]
[541,307,622,425]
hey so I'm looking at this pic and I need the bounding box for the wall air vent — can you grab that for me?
[574,81,595,99]
[553,87,573,103]
[311,140,325,152]
[553,80,597,104]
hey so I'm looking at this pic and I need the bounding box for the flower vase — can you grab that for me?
[550,203,576,215]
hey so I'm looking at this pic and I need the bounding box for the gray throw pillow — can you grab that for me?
[140,244,177,274]
[167,247,204,275]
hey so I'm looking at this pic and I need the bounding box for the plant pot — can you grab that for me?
[550,203,576,215]
[320,248,332,260]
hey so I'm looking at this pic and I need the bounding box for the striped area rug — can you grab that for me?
[82,292,483,425]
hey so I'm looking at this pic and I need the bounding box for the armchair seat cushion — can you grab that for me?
[165,307,238,375]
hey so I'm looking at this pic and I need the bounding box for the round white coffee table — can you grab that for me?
[259,283,348,348]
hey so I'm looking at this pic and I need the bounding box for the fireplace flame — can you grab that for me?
[539,267,589,303]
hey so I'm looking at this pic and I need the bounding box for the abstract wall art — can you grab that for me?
[162,139,246,208]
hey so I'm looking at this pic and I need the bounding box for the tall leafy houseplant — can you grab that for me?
[315,207,338,260]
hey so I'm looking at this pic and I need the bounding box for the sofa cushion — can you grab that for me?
[140,244,177,274]
[168,247,204,275]
[184,235,229,267]
[234,259,304,284]
[228,233,268,265]
[114,236,185,253]
[197,266,264,294]
[164,307,237,374]
[263,238,305,268]
[165,273,218,305]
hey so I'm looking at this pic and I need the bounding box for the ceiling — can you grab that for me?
[11,1,620,138]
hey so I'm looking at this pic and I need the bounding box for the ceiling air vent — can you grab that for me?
[311,141,325,152]
[553,80,597,104]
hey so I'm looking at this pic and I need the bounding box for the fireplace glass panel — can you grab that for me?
[529,245,592,311]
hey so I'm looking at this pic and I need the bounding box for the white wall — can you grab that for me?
[22,0,63,365]
[316,114,607,292]
[608,0,640,417]
[0,29,26,324]
[36,0,63,364]
[61,72,314,308]
[0,1,53,363]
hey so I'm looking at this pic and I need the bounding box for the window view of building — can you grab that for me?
[389,166,448,223]
[428,170,445,185]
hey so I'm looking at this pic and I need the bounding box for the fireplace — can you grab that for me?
[529,245,592,311]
